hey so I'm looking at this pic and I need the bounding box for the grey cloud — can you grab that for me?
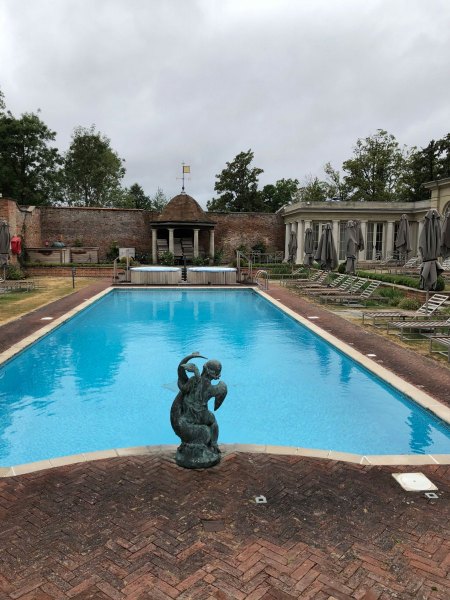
[1,0,449,207]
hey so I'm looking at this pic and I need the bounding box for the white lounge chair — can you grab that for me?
[362,293,449,326]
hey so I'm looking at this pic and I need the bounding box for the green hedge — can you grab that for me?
[24,262,115,268]
[358,270,445,292]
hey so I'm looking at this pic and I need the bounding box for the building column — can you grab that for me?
[284,223,291,261]
[359,221,367,260]
[151,228,157,264]
[209,229,215,259]
[386,221,395,259]
[296,220,304,264]
[168,228,174,255]
[193,228,199,258]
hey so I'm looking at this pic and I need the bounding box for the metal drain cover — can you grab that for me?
[392,473,438,492]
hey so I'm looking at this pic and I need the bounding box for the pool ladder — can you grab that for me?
[255,269,269,291]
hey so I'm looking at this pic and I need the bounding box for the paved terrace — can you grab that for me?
[0,281,449,599]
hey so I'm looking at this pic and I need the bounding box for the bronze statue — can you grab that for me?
[170,353,227,468]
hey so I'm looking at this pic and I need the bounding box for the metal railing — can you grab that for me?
[255,270,269,291]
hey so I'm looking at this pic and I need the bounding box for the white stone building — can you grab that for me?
[281,178,450,264]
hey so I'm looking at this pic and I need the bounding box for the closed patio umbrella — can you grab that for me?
[0,220,10,278]
[303,227,314,267]
[288,230,297,263]
[395,214,412,263]
[314,223,338,271]
[344,220,362,274]
[441,210,450,260]
[419,209,443,314]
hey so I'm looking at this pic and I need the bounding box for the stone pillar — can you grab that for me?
[386,221,395,259]
[151,228,157,264]
[193,228,199,258]
[168,228,174,255]
[284,223,291,261]
[296,220,304,264]
[359,221,367,260]
[209,229,215,259]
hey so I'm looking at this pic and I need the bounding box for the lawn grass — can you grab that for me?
[0,277,102,325]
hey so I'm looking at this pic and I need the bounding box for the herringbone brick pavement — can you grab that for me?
[0,452,449,599]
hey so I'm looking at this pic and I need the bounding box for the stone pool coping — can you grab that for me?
[1,284,450,475]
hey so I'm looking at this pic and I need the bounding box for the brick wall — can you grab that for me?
[1,200,285,263]
[211,212,284,259]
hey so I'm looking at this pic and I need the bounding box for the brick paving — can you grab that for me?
[0,281,450,598]
[0,453,449,599]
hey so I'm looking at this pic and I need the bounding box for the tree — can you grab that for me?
[151,187,168,211]
[260,178,299,212]
[0,107,62,205]
[342,130,408,202]
[323,162,350,200]
[207,150,264,212]
[298,175,328,203]
[62,125,125,206]
[118,183,152,209]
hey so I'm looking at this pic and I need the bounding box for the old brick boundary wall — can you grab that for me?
[1,199,284,261]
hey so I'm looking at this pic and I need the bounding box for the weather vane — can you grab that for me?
[177,163,191,193]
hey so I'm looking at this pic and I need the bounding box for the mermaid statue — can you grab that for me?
[170,353,227,469]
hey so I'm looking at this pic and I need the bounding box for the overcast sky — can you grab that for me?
[1,0,449,207]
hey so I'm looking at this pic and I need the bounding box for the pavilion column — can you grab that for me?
[151,228,157,264]
[284,223,291,261]
[168,228,174,254]
[359,221,367,260]
[296,220,304,264]
[209,229,215,259]
[193,228,200,258]
[386,220,395,259]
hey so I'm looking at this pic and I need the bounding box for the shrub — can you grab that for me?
[106,241,119,261]
[378,286,405,306]
[192,256,207,266]
[435,276,445,292]
[159,251,174,265]
[6,264,25,280]
[213,248,224,265]
[338,262,346,274]
[397,298,421,310]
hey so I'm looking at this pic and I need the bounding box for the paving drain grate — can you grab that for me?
[40,316,53,320]
[255,495,267,504]
[392,473,438,492]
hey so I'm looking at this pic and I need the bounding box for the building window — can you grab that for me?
[367,223,384,260]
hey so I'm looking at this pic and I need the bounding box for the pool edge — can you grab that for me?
[255,289,450,429]
[1,444,449,477]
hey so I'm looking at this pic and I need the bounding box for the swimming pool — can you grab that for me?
[1,288,450,467]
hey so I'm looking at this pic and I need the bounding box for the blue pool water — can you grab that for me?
[1,289,450,465]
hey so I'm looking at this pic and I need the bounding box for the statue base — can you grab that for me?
[175,442,221,469]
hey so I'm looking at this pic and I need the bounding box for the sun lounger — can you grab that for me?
[387,317,450,339]
[301,274,349,294]
[0,279,36,293]
[426,334,450,361]
[326,281,381,305]
[288,270,326,289]
[315,277,364,301]
[362,293,449,326]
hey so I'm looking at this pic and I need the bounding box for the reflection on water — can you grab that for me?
[0,288,450,465]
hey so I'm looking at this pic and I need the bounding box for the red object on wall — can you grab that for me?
[11,236,22,255]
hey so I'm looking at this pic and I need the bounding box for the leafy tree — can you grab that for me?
[260,178,299,212]
[118,183,152,209]
[0,106,62,205]
[342,130,408,202]
[151,187,168,211]
[207,149,264,212]
[62,125,125,206]
[437,133,450,179]
[323,162,350,200]
[298,175,328,202]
